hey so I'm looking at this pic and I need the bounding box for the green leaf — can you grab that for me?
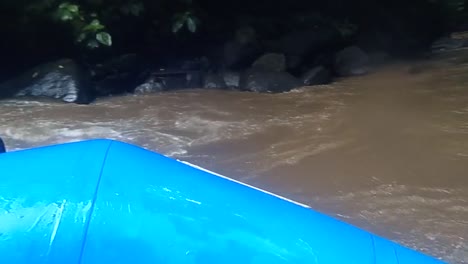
[82,19,105,32]
[90,19,101,27]
[60,11,73,21]
[67,4,79,13]
[186,17,197,33]
[172,20,185,33]
[96,32,112,46]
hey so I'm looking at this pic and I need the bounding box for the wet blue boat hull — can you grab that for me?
[0,139,445,263]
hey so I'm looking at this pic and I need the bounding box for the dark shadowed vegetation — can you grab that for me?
[0,0,467,103]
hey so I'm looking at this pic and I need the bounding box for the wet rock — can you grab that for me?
[135,56,208,93]
[93,53,148,96]
[134,75,166,94]
[203,73,227,89]
[252,53,286,72]
[0,58,93,104]
[301,66,332,86]
[240,69,301,93]
[135,68,203,94]
[431,37,464,53]
[222,71,240,89]
[430,32,468,53]
[334,46,370,77]
[185,71,203,88]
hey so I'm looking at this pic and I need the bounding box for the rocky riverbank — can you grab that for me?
[1,24,467,104]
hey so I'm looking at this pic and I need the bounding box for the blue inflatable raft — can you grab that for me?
[0,139,445,263]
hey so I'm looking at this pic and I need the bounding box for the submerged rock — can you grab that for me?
[0,58,93,104]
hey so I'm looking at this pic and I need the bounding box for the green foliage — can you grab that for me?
[54,2,113,49]
[14,0,200,51]
[82,19,105,32]
[56,2,80,21]
[9,0,458,61]
[172,11,200,33]
[96,32,112,46]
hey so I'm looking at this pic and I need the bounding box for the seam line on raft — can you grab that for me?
[394,244,400,264]
[179,160,311,208]
[77,140,114,264]
[370,235,377,264]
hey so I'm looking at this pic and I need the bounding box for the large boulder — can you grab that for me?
[222,71,241,89]
[203,73,227,89]
[251,53,286,72]
[239,69,301,93]
[333,46,370,77]
[0,58,94,104]
[301,66,332,86]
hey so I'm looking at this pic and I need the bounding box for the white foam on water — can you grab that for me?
[174,115,259,146]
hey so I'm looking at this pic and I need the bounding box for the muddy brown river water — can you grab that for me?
[1,51,468,263]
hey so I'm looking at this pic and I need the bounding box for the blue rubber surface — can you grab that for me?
[0,139,446,263]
